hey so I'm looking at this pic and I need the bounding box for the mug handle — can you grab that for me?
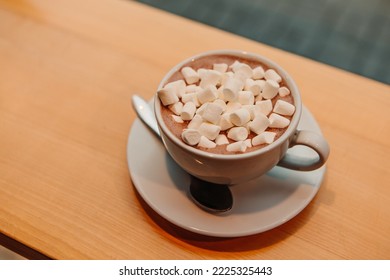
[277,130,330,171]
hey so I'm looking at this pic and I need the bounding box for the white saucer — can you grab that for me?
[127,105,326,237]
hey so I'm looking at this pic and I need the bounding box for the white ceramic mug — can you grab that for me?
[154,50,330,184]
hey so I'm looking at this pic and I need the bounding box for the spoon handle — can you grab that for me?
[131,95,161,138]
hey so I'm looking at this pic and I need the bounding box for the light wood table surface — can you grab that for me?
[1,0,389,260]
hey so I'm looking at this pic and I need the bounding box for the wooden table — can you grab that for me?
[1,0,389,260]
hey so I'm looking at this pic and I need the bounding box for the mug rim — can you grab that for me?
[154,49,302,160]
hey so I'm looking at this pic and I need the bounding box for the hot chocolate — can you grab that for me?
[158,54,295,155]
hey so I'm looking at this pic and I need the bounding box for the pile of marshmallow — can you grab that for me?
[157,60,295,153]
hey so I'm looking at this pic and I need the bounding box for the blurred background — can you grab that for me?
[137,0,390,85]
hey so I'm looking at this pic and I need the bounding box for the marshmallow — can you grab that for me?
[213,98,227,112]
[238,90,255,105]
[168,101,183,115]
[255,94,263,103]
[198,136,217,149]
[244,139,252,148]
[234,63,253,80]
[234,71,249,85]
[197,68,207,78]
[185,84,200,93]
[249,113,270,134]
[230,108,251,126]
[226,141,247,153]
[181,92,200,107]
[198,122,221,140]
[269,113,290,128]
[220,71,234,86]
[181,101,196,121]
[197,85,218,104]
[244,121,251,134]
[164,79,186,98]
[245,79,264,96]
[216,85,224,100]
[264,69,282,83]
[171,114,184,123]
[227,126,248,141]
[181,129,201,145]
[278,86,291,97]
[157,87,179,106]
[199,70,221,88]
[252,131,276,146]
[273,100,295,116]
[195,103,208,115]
[213,63,228,73]
[222,77,243,101]
[181,66,200,85]
[219,113,234,131]
[225,101,242,113]
[252,66,265,80]
[229,60,241,71]
[254,79,266,92]
[200,103,223,125]
[261,79,279,99]
[188,114,203,129]
[255,94,263,104]
[242,105,256,120]
[215,134,229,145]
[245,104,270,120]
[255,99,273,116]
[244,78,255,91]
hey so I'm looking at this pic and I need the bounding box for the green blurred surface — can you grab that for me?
[137,0,390,85]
